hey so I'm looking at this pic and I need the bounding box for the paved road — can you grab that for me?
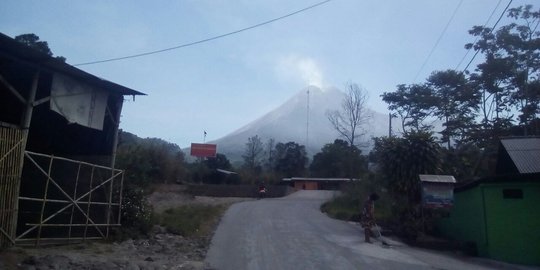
[206,190,534,270]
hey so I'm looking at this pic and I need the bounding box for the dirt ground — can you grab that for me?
[0,184,252,270]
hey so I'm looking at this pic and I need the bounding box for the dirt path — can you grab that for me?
[0,184,252,270]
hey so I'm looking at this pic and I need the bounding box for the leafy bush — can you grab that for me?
[111,184,154,240]
[112,131,189,239]
[372,132,441,240]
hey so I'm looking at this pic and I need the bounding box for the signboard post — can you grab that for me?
[419,174,456,208]
[190,143,217,158]
[419,174,456,233]
[421,182,455,208]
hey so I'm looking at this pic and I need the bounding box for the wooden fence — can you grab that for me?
[0,127,24,248]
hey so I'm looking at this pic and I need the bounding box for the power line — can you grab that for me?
[413,0,464,82]
[462,0,513,73]
[455,0,503,70]
[74,0,332,66]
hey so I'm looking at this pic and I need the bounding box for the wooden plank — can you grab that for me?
[0,74,26,104]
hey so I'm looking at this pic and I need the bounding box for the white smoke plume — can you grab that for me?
[276,54,324,88]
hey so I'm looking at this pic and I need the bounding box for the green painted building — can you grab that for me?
[437,138,540,266]
[438,174,540,265]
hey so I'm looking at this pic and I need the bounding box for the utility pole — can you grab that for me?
[388,113,393,137]
[306,88,310,152]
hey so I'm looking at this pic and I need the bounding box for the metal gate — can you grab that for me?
[1,126,125,247]
[15,151,124,246]
[0,127,24,248]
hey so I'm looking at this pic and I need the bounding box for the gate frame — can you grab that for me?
[15,151,124,246]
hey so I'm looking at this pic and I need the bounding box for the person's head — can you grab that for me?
[369,193,380,201]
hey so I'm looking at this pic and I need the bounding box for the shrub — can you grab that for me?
[111,184,154,240]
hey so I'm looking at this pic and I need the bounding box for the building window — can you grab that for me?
[503,189,523,199]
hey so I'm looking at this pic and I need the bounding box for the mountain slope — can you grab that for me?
[209,86,394,163]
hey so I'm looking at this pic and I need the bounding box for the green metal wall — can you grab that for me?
[437,186,489,256]
[438,182,540,265]
[483,183,540,265]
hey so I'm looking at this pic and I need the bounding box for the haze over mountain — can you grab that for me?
[205,86,396,163]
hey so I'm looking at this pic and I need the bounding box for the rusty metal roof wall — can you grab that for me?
[500,137,540,174]
[0,32,146,96]
[282,177,360,182]
[216,169,237,175]
[419,174,456,183]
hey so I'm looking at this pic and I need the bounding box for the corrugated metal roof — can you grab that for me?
[419,174,456,183]
[216,169,237,175]
[500,137,540,174]
[282,177,360,182]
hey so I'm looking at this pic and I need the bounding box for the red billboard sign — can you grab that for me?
[190,143,217,158]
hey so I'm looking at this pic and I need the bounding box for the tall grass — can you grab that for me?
[154,205,227,237]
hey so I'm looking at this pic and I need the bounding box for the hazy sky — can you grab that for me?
[1,0,533,148]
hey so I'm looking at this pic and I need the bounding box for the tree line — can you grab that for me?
[382,5,539,150]
[375,5,539,181]
[115,130,369,187]
[365,5,540,239]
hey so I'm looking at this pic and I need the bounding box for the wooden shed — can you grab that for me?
[0,33,145,247]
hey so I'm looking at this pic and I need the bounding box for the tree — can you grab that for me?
[15,33,53,56]
[15,33,66,62]
[242,135,264,174]
[263,138,276,172]
[382,83,438,134]
[274,142,308,177]
[468,55,515,146]
[205,153,232,171]
[506,5,540,134]
[495,5,540,131]
[373,132,441,203]
[310,139,365,178]
[466,5,540,139]
[426,70,478,147]
[372,132,441,239]
[201,153,233,184]
[440,143,483,180]
[115,131,187,185]
[327,83,372,147]
[375,4,540,186]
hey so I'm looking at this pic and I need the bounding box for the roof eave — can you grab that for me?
[0,32,146,96]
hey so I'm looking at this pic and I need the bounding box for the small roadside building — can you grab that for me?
[437,137,540,266]
[0,33,145,247]
[282,177,359,190]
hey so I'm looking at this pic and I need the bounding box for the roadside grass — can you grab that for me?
[321,193,392,223]
[321,195,360,221]
[321,180,392,224]
[154,204,227,237]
